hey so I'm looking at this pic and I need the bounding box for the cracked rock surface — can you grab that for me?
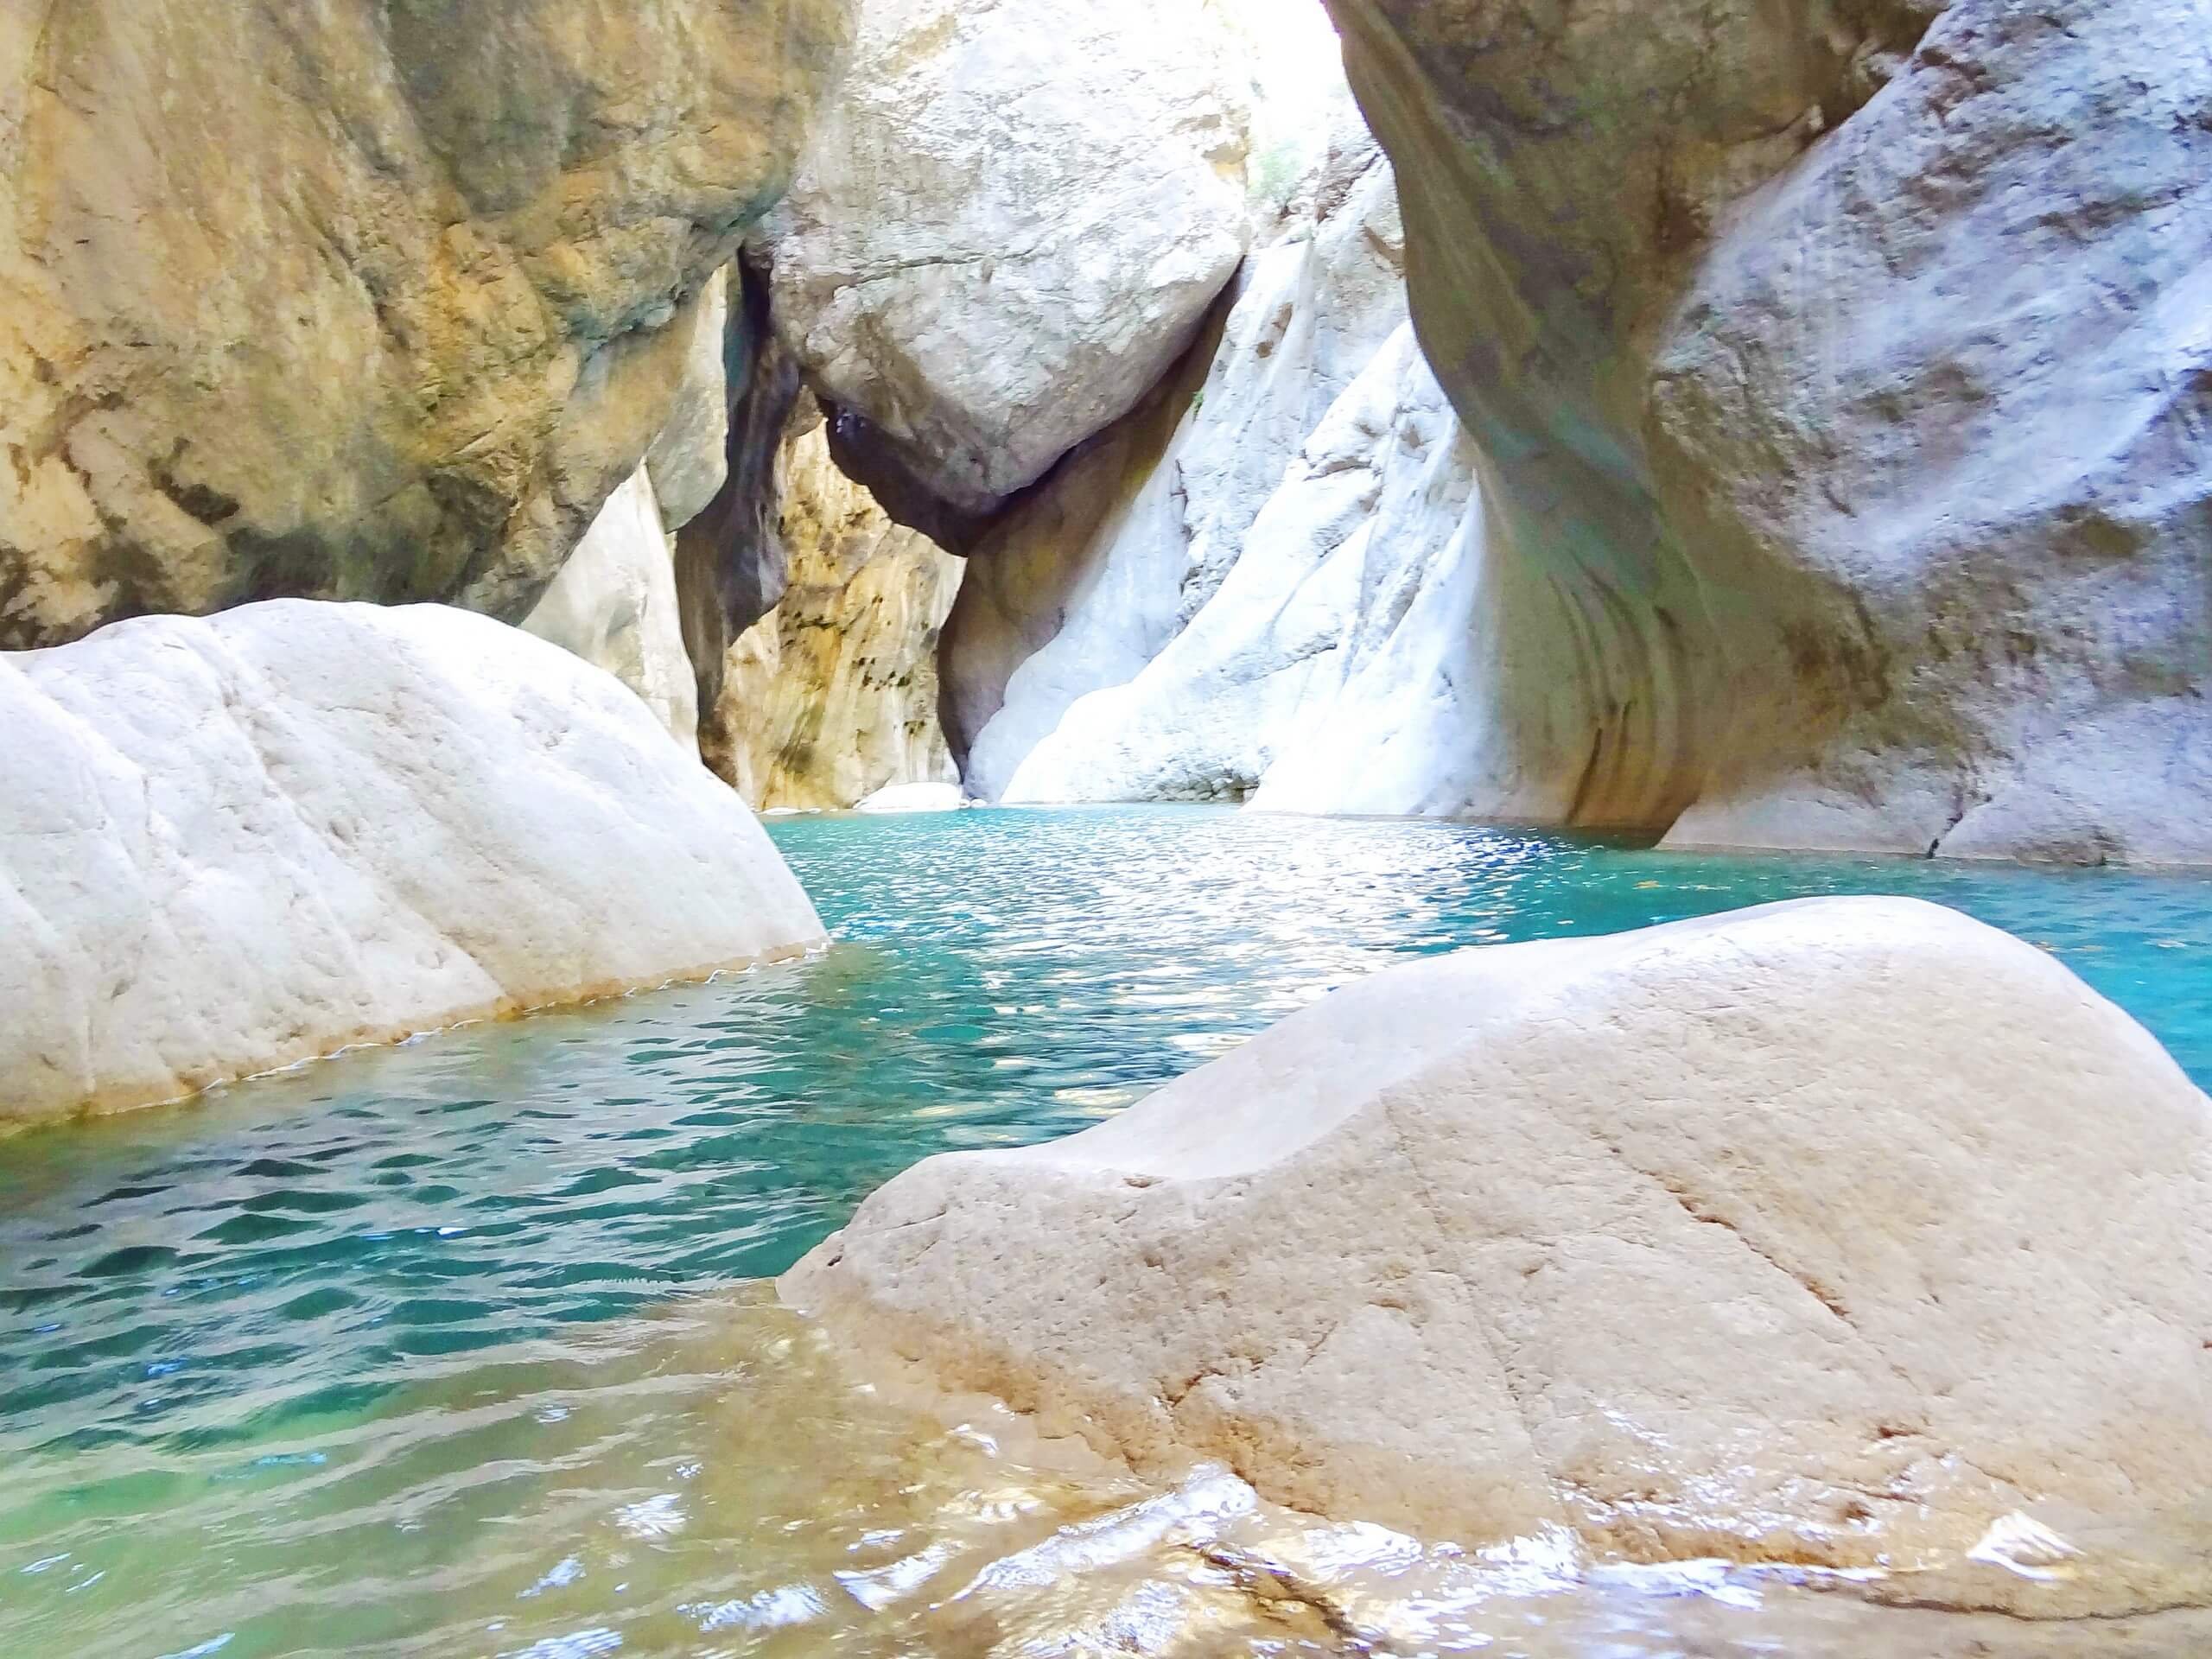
[786,897,2212,1616]
[0,600,823,1128]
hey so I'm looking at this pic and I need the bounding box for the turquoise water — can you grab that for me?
[3,806,2210,1656]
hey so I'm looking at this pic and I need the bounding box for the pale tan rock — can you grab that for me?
[1323,0,2212,863]
[522,467,699,747]
[760,0,1252,515]
[644,267,734,533]
[787,898,2212,1613]
[0,2,850,650]
[713,404,963,809]
[0,601,823,1128]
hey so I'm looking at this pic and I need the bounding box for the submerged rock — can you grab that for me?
[0,601,823,1127]
[1324,0,2212,862]
[760,0,1253,517]
[0,1,851,650]
[786,897,2212,1615]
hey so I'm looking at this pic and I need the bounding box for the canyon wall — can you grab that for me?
[713,400,963,810]
[0,0,850,651]
[1321,0,2212,862]
[521,466,699,747]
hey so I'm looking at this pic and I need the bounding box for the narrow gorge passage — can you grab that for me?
[3,0,2209,1652]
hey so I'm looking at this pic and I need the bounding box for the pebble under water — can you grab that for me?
[4,806,2211,1658]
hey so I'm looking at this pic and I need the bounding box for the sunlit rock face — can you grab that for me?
[0,601,823,1127]
[946,92,1516,811]
[713,400,963,810]
[788,897,2212,1617]
[522,467,700,748]
[994,329,1489,809]
[1324,0,2212,863]
[759,0,1253,518]
[0,1,850,651]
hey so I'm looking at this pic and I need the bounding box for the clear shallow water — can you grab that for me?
[3,805,2210,1657]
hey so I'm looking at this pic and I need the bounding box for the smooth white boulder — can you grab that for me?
[760,0,1251,513]
[523,467,701,747]
[0,601,823,1127]
[786,898,2212,1612]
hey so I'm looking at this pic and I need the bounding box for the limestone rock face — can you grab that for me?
[1324,0,2212,863]
[937,303,1229,799]
[761,0,1253,517]
[989,328,1487,808]
[713,403,963,809]
[0,1,850,650]
[0,601,823,1127]
[522,467,700,747]
[787,898,2212,1614]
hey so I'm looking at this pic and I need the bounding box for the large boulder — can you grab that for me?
[760,0,1253,518]
[0,1,850,651]
[787,898,2212,1615]
[0,601,823,1128]
[1323,0,2212,863]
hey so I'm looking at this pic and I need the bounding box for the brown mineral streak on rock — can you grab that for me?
[0,0,853,650]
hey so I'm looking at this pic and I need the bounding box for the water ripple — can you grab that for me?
[1,806,2208,1655]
